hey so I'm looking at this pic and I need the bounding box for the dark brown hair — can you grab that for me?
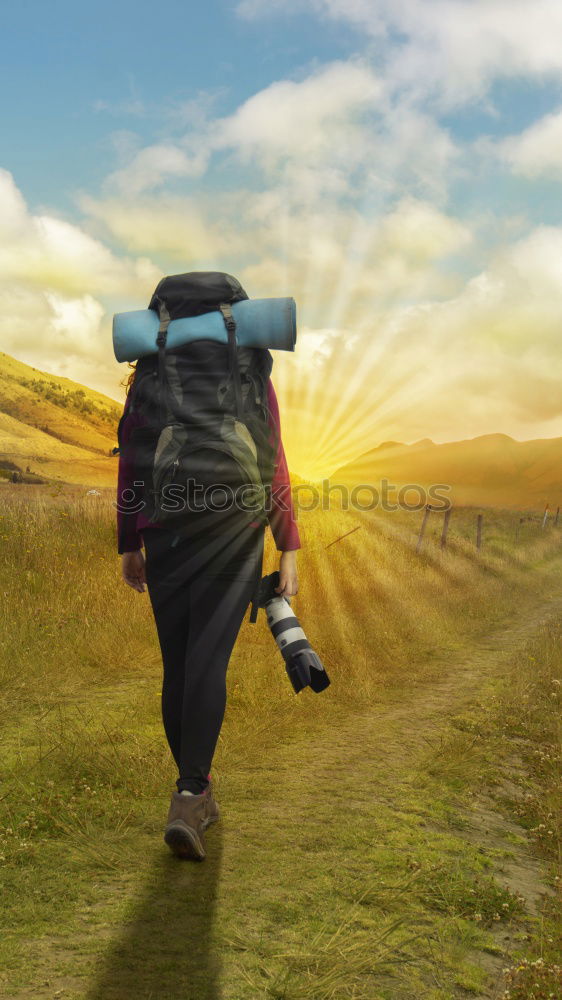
[120,362,138,396]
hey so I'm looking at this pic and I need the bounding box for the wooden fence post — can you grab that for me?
[416,504,431,554]
[476,513,483,551]
[440,506,452,550]
[542,504,550,529]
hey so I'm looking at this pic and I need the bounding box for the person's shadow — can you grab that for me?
[86,825,224,1000]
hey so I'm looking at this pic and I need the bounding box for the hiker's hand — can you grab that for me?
[276,551,298,598]
[121,549,146,593]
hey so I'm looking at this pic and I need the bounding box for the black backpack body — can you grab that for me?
[118,271,278,542]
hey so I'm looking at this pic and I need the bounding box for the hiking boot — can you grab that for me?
[164,778,220,860]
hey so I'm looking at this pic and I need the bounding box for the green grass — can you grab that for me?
[0,486,560,998]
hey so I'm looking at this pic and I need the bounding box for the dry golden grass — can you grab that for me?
[0,484,560,999]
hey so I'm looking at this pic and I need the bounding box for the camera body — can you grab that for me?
[257,571,330,695]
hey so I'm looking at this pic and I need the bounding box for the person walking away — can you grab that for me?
[117,365,300,860]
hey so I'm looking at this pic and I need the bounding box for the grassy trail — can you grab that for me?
[3,549,560,999]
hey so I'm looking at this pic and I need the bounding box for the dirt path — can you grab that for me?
[4,561,560,1000]
[74,579,562,1000]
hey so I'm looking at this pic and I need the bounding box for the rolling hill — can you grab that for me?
[0,352,123,487]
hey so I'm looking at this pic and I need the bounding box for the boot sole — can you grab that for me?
[164,821,206,860]
[164,812,220,860]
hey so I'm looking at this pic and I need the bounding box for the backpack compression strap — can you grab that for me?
[219,303,244,420]
[154,296,172,426]
[221,300,269,623]
[248,524,265,624]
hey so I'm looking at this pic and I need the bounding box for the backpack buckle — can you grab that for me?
[219,303,236,331]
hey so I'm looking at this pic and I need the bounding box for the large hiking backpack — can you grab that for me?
[119,271,278,544]
[118,272,279,623]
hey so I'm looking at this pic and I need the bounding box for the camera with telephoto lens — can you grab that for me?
[257,571,330,695]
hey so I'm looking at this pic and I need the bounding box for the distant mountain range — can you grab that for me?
[1,351,560,507]
[329,435,562,509]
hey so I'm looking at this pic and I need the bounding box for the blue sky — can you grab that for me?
[2,0,562,475]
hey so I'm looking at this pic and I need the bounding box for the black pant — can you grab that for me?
[143,521,263,794]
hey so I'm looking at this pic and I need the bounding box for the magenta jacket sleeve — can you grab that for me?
[265,378,301,552]
[116,391,145,554]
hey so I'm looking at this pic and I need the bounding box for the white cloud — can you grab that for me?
[212,60,383,164]
[98,61,388,204]
[219,84,459,204]
[504,226,562,299]
[0,168,164,397]
[0,168,160,298]
[0,285,106,367]
[496,107,562,179]
[236,0,562,110]
[44,292,105,350]
[376,196,472,261]
[297,327,342,368]
[104,143,209,197]
[78,192,231,261]
[362,105,460,205]
[363,224,562,422]
[0,169,29,238]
